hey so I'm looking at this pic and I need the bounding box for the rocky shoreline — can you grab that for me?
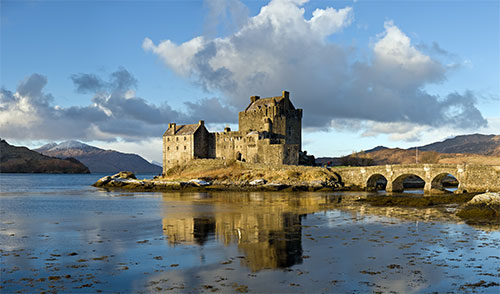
[93,171,500,225]
[92,171,344,192]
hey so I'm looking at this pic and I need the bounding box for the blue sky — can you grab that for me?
[1,0,499,162]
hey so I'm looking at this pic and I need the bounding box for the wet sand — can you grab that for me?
[1,178,499,293]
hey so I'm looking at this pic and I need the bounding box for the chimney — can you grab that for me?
[169,123,177,133]
[282,91,289,99]
[198,120,204,126]
[250,95,260,103]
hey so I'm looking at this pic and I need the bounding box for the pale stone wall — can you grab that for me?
[163,134,194,170]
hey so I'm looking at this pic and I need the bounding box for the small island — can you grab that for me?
[93,92,500,225]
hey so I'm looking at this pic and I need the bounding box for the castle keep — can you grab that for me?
[163,91,302,172]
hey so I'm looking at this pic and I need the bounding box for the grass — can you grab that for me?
[161,159,338,186]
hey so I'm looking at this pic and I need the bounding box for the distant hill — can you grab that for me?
[316,133,500,166]
[0,139,90,173]
[417,134,500,156]
[35,140,162,174]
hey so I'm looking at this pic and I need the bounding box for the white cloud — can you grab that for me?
[142,37,205,77]
[144,0,487,140]
[0,69,236,143]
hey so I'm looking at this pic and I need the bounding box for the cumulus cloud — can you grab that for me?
[0,68,236,142]
[143,0,487,138]
[203,0,249,37]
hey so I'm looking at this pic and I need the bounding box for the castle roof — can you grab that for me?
[163,123,201,136]
[245,96,284,112]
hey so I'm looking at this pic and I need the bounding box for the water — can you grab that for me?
[1,174,499,293]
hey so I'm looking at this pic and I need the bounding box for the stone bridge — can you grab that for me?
[332,164,500,194]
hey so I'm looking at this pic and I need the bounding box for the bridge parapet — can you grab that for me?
[332,164,500,195]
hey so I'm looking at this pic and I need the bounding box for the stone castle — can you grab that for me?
[163,91,302,172]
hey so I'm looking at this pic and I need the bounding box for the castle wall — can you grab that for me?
[258,143,299,165]
[193,127,211,158]
[163,91,302,170]
[163,134,195,171]
[207,133,216,158]
[239,103,277,133]
[238,95,302,150]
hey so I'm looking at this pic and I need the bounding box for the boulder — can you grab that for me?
[189,179,211,186]
[93,176,112,187]
[92,171,137,187]
[456,192,500,223]
[115,171,136,179]
[309,180,325,188]
[467,192,500,205]
[249,179,267,186]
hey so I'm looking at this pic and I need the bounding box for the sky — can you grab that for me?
[1,0,499,163]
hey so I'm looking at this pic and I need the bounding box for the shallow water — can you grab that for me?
[1,174,499,293]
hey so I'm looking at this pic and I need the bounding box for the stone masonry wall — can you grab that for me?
[163,134,194,171]
[333,164,500,194]
[164,91,302,170]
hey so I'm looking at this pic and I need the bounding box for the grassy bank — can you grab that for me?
[162,159,342,187]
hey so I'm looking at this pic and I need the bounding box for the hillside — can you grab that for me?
[36,141,162,174]
[418,134,500,156]
[0,139,90,173]
[317,134,500,166]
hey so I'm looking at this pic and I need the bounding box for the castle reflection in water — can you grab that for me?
[160,192,342,272]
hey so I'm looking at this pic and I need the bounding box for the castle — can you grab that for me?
[162,91,302,173]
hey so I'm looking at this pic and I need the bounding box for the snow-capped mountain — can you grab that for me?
[35,141,162,174]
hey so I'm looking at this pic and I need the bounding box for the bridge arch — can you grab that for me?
[430,173,459,193]
[366,174,388,191]
[389,173,425,193]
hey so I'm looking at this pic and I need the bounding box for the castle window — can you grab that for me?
[184,146,186,150]
[167,147,170,151]
[167,138,170,142]
[176,137,179,142]
[176,146,179,150]
[184,136,186,141]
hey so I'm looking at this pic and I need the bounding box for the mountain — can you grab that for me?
[151,160,163,168]
[35,141,162,174]
[417,134,500,156]
[316,133,500,166]
[0,139,90,173]
[364,146,389,153]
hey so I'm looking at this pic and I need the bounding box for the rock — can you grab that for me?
[264,182,289,191]
[456,192,500,223]
[93,176,112,187]
[309,180,325,188]
[249,179,267,186]
[114,171,136,179]
[467,192,500,205]
[189,179,211,186]
[93,171,138,187]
